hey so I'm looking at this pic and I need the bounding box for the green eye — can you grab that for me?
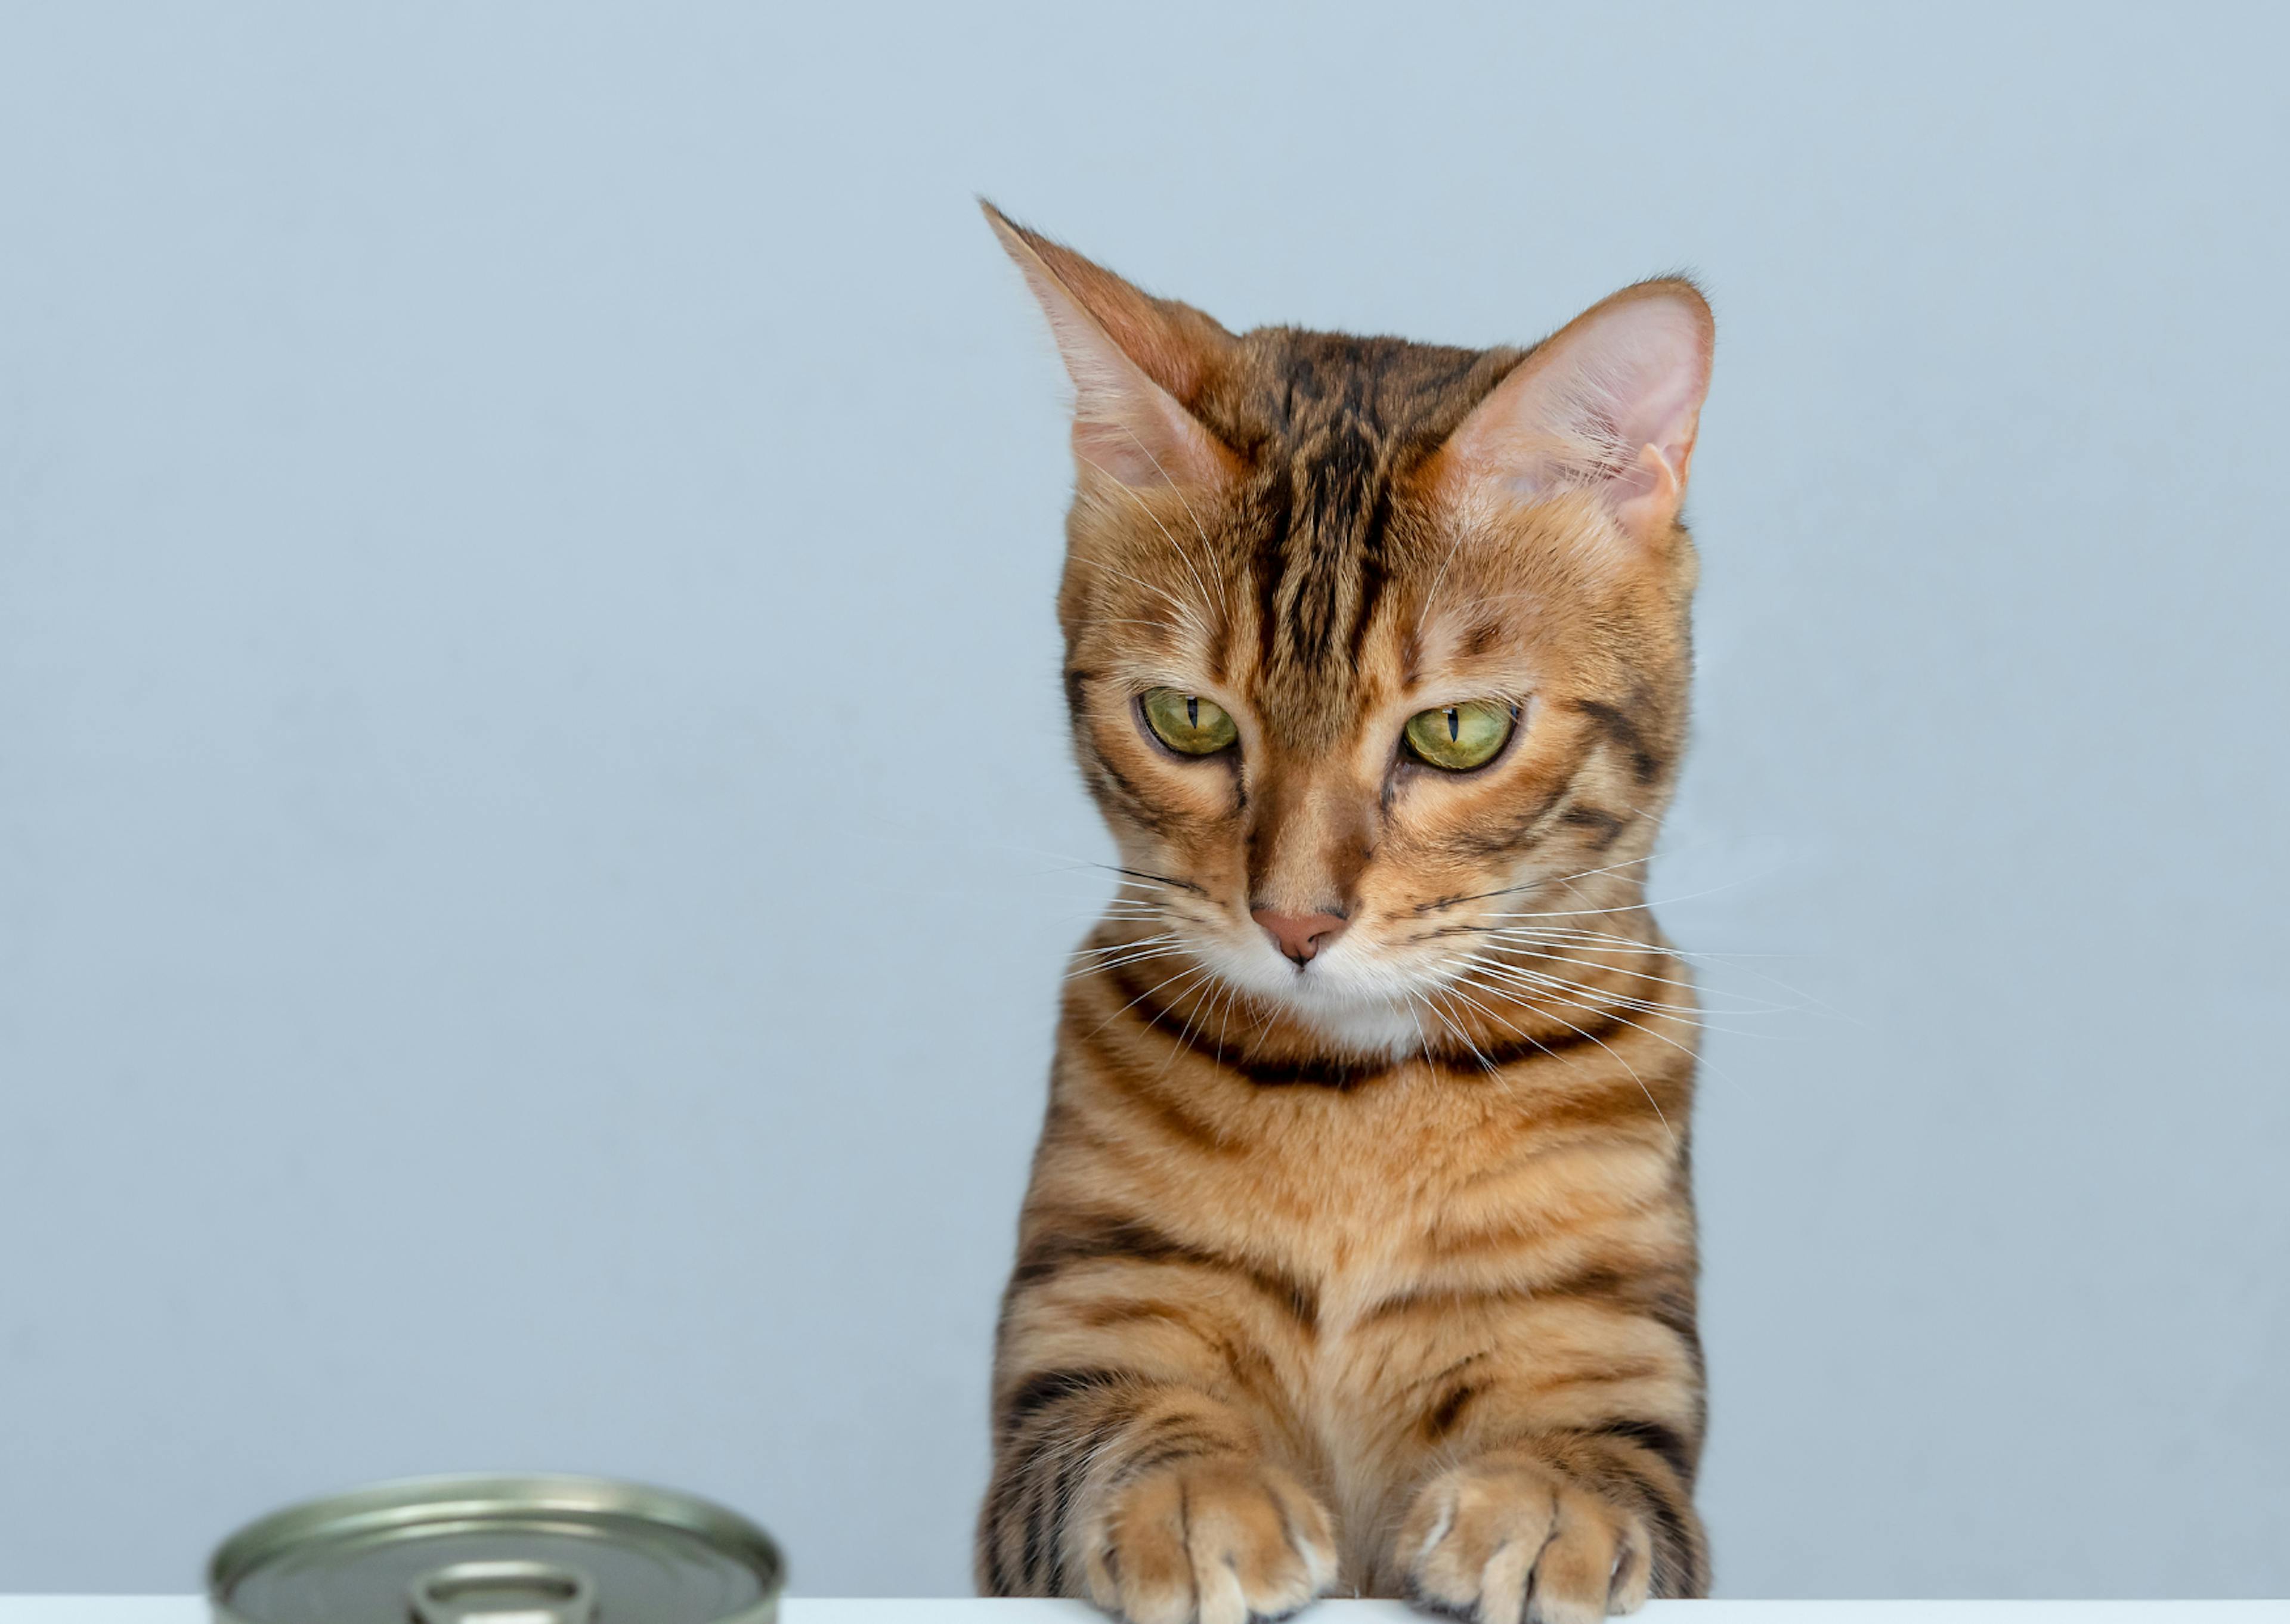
[1403,699,1517,771]
[1141,687,1239,755]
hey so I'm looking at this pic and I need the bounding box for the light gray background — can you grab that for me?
[2,0,2283,1602]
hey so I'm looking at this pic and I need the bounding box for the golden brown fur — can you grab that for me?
[976,205,1715,1624]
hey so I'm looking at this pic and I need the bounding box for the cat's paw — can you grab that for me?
[1398,1455,1650,1624]
[1080,1455,1337,1624]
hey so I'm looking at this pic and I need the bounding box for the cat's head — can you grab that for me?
[989,205,1712,1055]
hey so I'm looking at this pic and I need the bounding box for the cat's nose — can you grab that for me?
[1251,907,1350,965]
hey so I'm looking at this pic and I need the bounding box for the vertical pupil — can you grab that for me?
[1446,707,1460,741]
[1187,696,1199,727]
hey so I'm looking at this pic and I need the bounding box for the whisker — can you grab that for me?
[1434,982,1623,1109]
[1096,432,1231,624]
[1440,973,1680,1150]
[1453,951,1785,1037]
[1210,978,1247,1067]
[1401,993,1434,1061]
[1455,957,1744,1036]
[1156,965,1240,1078]
[1062,552,1214,643]
[1068,944,1192,983]
[1100,864,1208,895]
[1086,955,1211,1039]
[1453,954,1713,1018]
[1465,940,1784,1009]
[1450,961,1727,1085]
[1070,931,1179,960]
[1413,853,1660,915]
[1422,987,1500,1077]
[1484,924,1805,962]
[1409,981,1599,1106]
[1469,921,1845,1019]
[1468,878,1751,919]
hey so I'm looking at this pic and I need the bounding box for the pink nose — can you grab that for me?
[1251,908,1349,965]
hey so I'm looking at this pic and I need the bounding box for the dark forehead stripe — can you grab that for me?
[1216,331,1520,742]
[1267,408,1382,678]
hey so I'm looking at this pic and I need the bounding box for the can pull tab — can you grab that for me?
[409,1561,598,1624]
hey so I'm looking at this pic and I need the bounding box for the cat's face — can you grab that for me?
[991,209,1711,1054]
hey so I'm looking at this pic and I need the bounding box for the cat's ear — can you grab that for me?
[982,201,1239,489]
[1432,280,1713,546]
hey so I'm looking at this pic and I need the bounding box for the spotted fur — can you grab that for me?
[977,206,1715,1624]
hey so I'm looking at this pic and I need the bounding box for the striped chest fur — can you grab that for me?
[1017,941,1701,1589]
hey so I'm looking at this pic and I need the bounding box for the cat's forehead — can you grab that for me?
[1205,331,1530,745]
[1209,327,1517,452]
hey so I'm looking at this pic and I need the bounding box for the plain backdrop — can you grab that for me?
[2,1,2285,1602]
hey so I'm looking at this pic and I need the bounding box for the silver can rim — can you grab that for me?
[209,1472,785,1624]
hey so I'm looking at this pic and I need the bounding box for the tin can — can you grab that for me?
[209,1474,784,1624]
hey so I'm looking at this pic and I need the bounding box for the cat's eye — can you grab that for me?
[1140,687,1239,755]
[1403,700,1517,771]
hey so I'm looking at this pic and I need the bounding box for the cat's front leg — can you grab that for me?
[977,1370,1337,1624]
[1395,1435,1707,1623]
[1078,1446,1336,1624]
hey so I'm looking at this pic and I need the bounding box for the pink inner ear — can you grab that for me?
[1073,414,1200,488]
[1444,286,1712,535]
[1613,334,1709,469]
[1032,276,1224,488]
[1069,372,1231,489]
[987,207,1233,491]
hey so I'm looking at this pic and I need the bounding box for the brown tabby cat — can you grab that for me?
[974,202,1715,1624]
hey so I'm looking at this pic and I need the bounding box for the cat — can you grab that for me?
[973,201,1714,1624]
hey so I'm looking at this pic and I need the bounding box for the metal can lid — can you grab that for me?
[209,1475,784,1624]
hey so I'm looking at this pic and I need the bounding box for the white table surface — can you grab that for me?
[1,1598,2280,1622]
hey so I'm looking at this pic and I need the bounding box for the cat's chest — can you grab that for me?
[1223,1086,1545,1278]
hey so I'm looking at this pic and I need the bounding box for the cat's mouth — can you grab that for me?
[1169,921,1421,1049]
[1263,969,1426,1054]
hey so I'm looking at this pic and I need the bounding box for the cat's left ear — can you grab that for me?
[1432,279,1714,546]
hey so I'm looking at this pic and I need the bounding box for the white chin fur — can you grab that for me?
[1194,933,1425,1059]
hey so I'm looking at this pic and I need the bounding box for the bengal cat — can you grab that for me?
[974,202,1716,1624]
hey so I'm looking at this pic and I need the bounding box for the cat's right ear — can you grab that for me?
[981,201,1238,490]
